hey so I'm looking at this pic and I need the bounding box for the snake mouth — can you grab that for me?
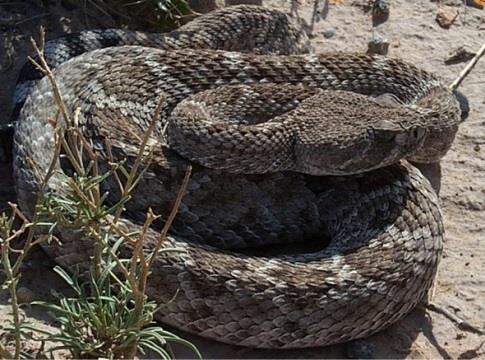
[294,132,427,176]
[408,125,460,163]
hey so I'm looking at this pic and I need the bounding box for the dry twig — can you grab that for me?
[450,42,485,91]
[426,302,484,335]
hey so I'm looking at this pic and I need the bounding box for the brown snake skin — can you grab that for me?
[167,84,430,175]
[12,5,461,349]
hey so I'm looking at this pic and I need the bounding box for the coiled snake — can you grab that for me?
[12,5,462,349]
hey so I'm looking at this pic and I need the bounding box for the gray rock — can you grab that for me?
[322,28,336,38]
[367,34,390,55]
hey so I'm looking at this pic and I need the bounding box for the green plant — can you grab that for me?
[30,118,196,358]
[0,205,55,359]
[0,122,60,359]
[1,30,200,359]
[33,265,199,359]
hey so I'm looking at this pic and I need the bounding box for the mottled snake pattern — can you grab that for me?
[12,5,462,349]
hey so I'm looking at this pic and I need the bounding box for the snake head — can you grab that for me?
[294,119,428,176]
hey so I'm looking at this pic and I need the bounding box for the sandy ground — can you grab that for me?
[0,0,484,358]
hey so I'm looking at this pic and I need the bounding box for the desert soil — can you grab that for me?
[0,0,484,358]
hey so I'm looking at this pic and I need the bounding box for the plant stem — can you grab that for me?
[148,165,191,268]
[1,243,21,359]
[112,94,165,225]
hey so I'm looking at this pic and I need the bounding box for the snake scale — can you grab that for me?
[12,5,463,349]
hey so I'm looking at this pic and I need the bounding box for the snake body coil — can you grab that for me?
[12,5,461,348]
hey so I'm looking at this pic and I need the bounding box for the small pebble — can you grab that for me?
[436,6,459,29]
[323,28,336,38]
[372,0,390,25]
[367,34,390,55]
[17,286,35,304]
[445,46,476,65]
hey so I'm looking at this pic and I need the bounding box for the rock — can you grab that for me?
[372,0,390,26]
[436,6,459,29]
[17,286,35,304]
[445,46,476,64]
[322,28,336,38]
[367,34,390,55]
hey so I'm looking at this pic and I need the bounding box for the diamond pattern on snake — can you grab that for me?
[12,5,462,348]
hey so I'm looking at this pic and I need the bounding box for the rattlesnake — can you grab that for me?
[12,5,463,349]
